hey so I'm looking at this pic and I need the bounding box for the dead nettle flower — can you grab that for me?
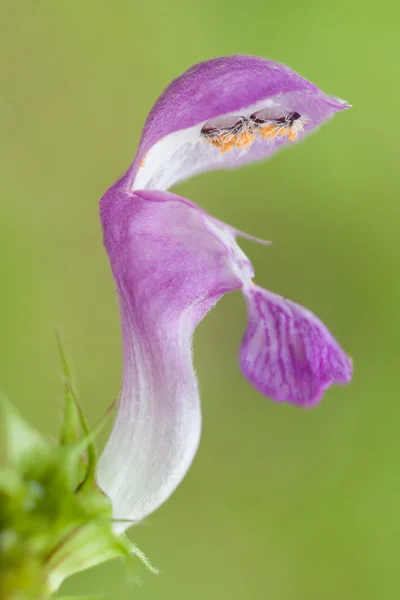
[98,55,353,527]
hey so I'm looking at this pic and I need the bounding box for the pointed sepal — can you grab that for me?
[0,391,50,470]
[0,338,156,599]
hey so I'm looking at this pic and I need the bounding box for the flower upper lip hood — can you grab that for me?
[98,55,352,527]
[129,55,349,191]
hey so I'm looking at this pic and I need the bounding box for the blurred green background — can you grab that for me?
[1,1,399,599]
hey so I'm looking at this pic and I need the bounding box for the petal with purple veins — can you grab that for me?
[240,285,353,407]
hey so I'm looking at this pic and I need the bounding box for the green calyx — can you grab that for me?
[0,333,157,600]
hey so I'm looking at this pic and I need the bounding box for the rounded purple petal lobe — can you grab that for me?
[130,55,349,190]
[240,285,353,407]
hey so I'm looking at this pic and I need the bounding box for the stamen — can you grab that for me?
[250,110,305,142]
[200,110,305,153]
[273,111,301,125]
[201,115,253,154]
[201,115,246,135]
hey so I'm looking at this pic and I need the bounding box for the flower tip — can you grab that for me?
[335,97,352,109]
[340,354,354,383]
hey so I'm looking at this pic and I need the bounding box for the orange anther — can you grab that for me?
[258,125,280,139]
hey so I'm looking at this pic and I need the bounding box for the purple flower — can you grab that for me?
[98,55,352,526]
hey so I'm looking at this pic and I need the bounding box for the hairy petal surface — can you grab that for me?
[240,286,353,407]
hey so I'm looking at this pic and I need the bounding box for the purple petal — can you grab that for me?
[98,57,352,524]
[129,55,349,191]
[98,181,245,525]
[240,285,353,407]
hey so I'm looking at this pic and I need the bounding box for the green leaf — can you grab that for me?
[0,340,156,599]
[69,391,117,492]
[45,522,131,593]
[67,381,98,488]
[56,330,80,447]
[129,541,159,575]
[0,392,50,468]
